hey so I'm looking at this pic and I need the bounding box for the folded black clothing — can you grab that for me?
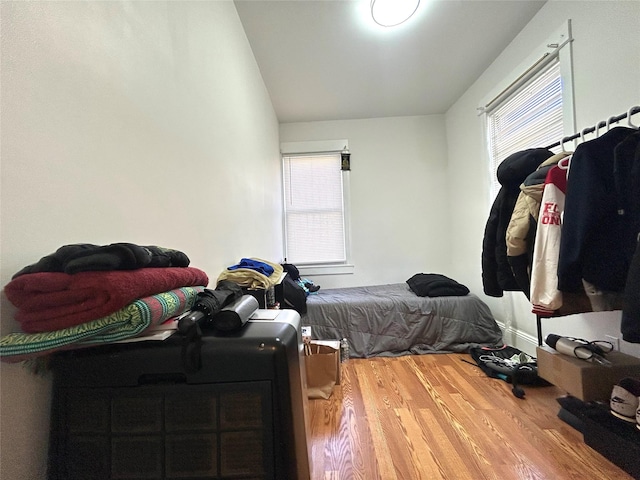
[12,244,95,278]
[12,243,190,278]
[63,243,156,274]
[145,246,190,268]
[406,273,470,297]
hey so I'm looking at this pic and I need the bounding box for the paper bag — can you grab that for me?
[304,343,339,399]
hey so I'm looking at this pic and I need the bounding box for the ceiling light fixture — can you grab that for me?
[370,0,420,28]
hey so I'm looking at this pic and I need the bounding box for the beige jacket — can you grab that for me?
[506,152,571,258]
[217,257,284,290]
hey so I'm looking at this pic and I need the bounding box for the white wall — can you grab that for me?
[446,0,640,356]
[280,115,452,289]
[2,1,639,477]
[0,1,281,478]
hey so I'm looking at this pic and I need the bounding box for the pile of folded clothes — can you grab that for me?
[0,243,209,363]
[217,257,284,289]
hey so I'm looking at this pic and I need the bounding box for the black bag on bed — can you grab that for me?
[468,345,541,399]
[282,275,307,315]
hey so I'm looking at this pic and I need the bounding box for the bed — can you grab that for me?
[302,283,503,358]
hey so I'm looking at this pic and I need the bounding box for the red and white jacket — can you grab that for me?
[530,162,568,315]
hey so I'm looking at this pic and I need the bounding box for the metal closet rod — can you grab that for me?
[544,105,640,150]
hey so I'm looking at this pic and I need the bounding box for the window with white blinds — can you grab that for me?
[486,59,563,198]
[282,152,347,265]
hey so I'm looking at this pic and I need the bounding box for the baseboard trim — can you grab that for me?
[496,321,540,356]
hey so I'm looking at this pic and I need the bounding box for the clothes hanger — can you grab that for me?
[558,136,570,153]
[594,120,603,138]
[628,106,639,129]
[580,127,591,143]
[557,136,571,172]
[605,115,617,131]
[558,155,571,170]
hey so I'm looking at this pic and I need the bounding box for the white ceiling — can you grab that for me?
[234,0,547,123]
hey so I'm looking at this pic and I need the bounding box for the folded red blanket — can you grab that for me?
[4,267,209,333]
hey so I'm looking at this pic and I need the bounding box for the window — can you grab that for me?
[483,19,574,200]
[281,140,352,274]
[486,59,564,198]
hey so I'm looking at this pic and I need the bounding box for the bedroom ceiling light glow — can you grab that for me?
[370,0,420,27]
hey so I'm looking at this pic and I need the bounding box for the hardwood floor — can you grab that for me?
[306,353,634,480]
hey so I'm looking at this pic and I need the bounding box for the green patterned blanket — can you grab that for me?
[0,286,204,362]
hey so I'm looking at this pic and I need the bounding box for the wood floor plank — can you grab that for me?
[393,407,447,479]
[397,357,498,477]
[351,359,399,480]
[417,407,483,480]
[436,392,510,478]
[307,354,635,480]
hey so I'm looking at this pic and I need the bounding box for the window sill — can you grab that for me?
[297,264,354,276]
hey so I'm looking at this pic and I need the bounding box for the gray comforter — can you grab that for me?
[302,283,503,358]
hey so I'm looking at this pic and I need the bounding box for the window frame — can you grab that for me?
[486,58,564,198]
[280,139,354,276]
[480,20,575,201]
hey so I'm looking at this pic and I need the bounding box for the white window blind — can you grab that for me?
[487,59,563,197]
[283,153,346,265]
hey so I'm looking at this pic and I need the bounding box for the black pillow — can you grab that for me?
[406,273,469,297]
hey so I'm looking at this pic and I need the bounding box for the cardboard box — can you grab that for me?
[536,345,640,402]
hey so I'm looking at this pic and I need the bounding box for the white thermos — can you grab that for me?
[545,334,611,366]
[545,334,593,359]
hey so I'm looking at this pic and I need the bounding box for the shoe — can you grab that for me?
[610,377,640,423]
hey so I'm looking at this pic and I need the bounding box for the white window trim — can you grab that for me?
[281,139,348,156]
[478,19,575,202]
[280,139,354,276]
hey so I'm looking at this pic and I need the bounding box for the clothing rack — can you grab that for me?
[543,105,640,151]
[536,104,640,346]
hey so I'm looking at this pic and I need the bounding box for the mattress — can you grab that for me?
[302,283,503,358]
